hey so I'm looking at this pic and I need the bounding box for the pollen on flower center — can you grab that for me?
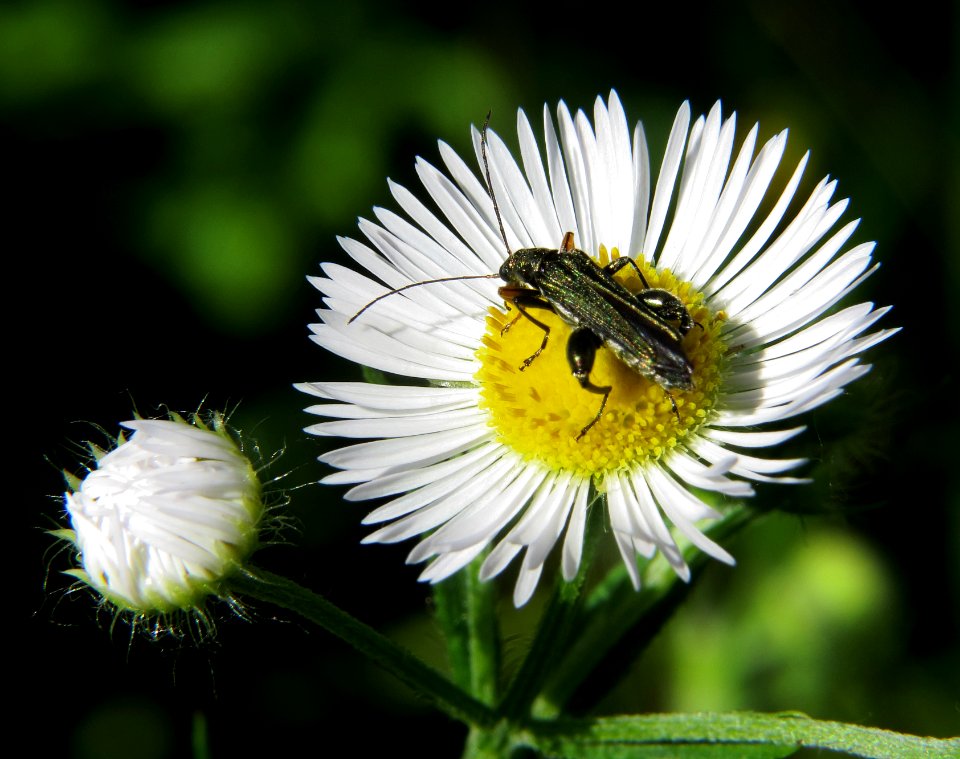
[476,249,726,479]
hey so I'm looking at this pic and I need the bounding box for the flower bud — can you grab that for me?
[59,415,263,614]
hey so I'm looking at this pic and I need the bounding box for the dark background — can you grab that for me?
[11,2,957,756]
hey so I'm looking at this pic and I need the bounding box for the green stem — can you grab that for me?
[497,501,600,720]
[228,566,496,728]
[461,723,517,759]
[534,505,755,718]
[498,567,586,720]
[432,558,500,705]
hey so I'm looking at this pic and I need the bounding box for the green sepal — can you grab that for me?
[47,527,77,544]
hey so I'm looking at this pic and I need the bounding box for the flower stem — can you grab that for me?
[498,569,585,721]
[533,504,755,717]
[461,723,516,759]
[433,558,500,705]
[497,501,599,720]
[228,566,496,727]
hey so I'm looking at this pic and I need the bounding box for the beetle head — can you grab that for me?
[499,248,546,287]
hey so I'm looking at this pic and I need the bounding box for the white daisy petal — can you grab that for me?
[603,92,637,250]
[576,104,609,250]
[517,107,564,244]
[716,361,873,427]
[480,539,522,583]
[704,427,806,448]
[628,119,651,256]
[522,488,575,570]
[719,192,849,317]
[673,110,738,277]
[411,458,544,553]
[305,407,484,439]
[297,381,478,410]
[730,303,888,369]
[706,147,809,297]
[417,544,489,584]
[622,471,688,579]
[689,437,809,484]
[319,425,491,470]
[399,458,544,558]
[302,92,895,606]
[663,451,755,498]
[660,104,729,273]
[321,467,393,485]
[607,472,655,548]
[687,121,759,284]
[561,479,591,581]
[737,215,859,322]
[557,100,594,252]
[310,319,477,381]
[360,445,507,525]
[612,527,643,590]
[348,442,502,501]
[629,476,690,582]
[416,156,505,265]
[513,561,545,608]
[543,102,579,238]
[645,466,736,565]
[741,250,877,348]
[482,126,553,248]
[721,357,868,412]
[363,211,483,297]
[389,178,503,273]
[643,100,690,257]
[480,470,571,580]
[304,398,475,419]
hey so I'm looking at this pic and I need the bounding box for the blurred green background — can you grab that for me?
[13,1,957,756]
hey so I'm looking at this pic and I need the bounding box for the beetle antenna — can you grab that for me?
[481,112,512,259]
[349,273,499,324]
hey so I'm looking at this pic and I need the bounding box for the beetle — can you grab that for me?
[495,231,694,439]
[350,116,696,440]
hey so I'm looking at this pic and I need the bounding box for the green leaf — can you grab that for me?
[527,745,791,758]
[522,712,959,759]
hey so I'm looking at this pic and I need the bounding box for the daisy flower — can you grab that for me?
[60,415,264,614]
[300,92,894,607]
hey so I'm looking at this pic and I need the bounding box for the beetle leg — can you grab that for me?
[498,286,543,339]
[606,257,700,336]
[515,302,551,370]
[604,256,650,289]
[500,308,524,335]
[567,328,611,441]
[499,289,555,370]
[665,391,680,421]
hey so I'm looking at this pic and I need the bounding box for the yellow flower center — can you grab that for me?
[476,247,726,479]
